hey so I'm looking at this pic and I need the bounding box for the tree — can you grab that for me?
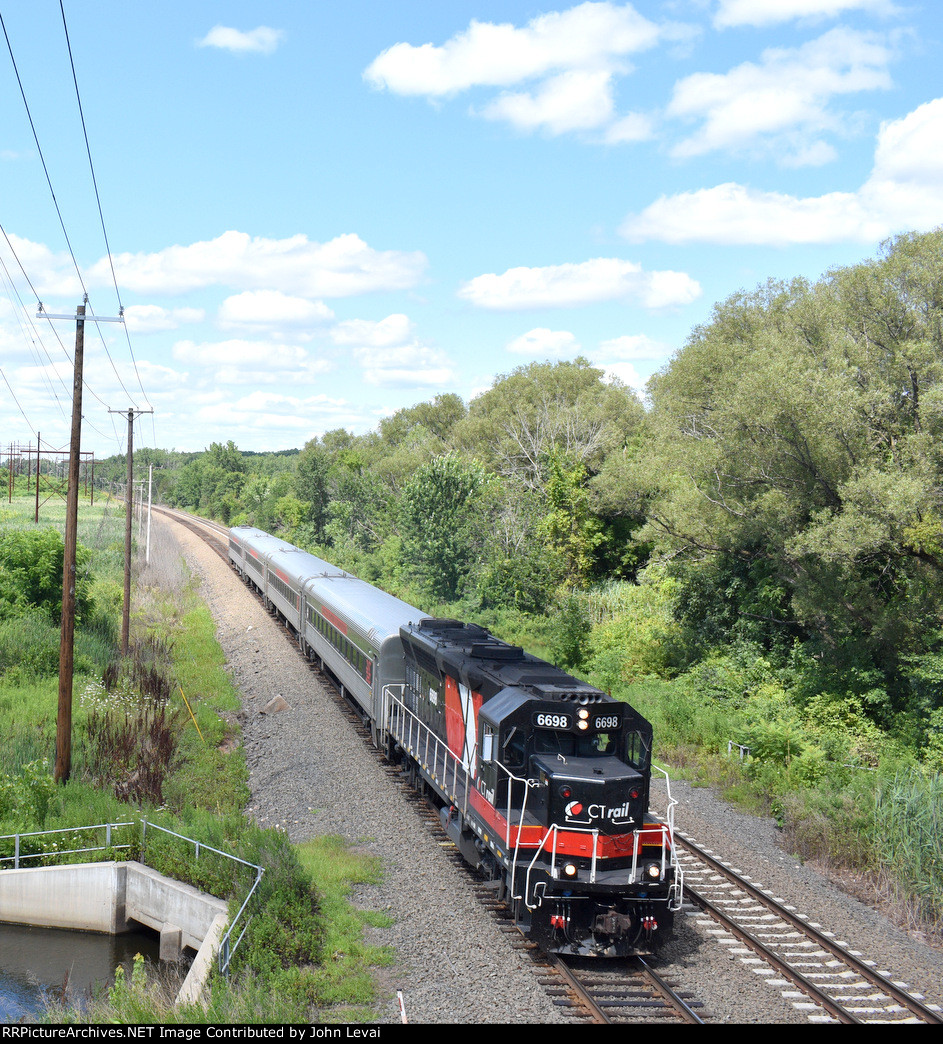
[538,448,605,587]
[641,230,943,716]
[399,453,489,601]
[455,358,643,491]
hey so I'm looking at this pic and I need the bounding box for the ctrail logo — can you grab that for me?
[565,801,634,824]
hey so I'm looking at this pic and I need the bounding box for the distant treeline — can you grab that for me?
[92,230,943,763]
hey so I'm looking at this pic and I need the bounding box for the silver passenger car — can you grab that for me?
[229,525,428,744]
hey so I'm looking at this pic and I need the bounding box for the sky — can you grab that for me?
[0,0,941,458]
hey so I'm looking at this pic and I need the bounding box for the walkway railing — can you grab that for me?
[0,818,263,978]
[0,821,135,869]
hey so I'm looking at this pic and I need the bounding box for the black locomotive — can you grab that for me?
[229,525,682,956]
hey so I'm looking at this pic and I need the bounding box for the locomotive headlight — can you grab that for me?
[563,863,578,877]
[578,708,589,719]
[645,862,662,881]
[577,719,588,730]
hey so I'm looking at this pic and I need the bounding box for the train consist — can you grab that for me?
[228,524,683,957]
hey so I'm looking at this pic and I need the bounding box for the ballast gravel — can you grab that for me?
[155,516,943,1024]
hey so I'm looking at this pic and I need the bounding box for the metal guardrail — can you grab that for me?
[0,820,135,869]
[139,819,264,978]
[0,818,263,978]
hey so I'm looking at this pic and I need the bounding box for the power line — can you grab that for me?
[58,0,151,407]
[1,9,152,419]
[0,9,88,301]
[0,364,37,431]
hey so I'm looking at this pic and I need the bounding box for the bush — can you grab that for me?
[0,758,55,822]
[548,592,591,671]
[0,528,94,623]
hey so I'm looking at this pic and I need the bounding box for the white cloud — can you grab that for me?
[667,28,893,164]
[479,69,616,135]
[364,2,660,96]
[621,96,943,245]
[195,391,355,431]
[197,26,285,55]
[217,290,334,333]
[171,338,331,386]
[459,258,701,310]
[364,3,667,139]
[328,313,454,387]
[713,0,898,29]
[330,313,414,347]
[598,333,673,360]
[352,342,456,388]
[595,360,645,391]
[123,305,205,334]
[603,111,655,143]
[622,183,873,245]
[0,233,80,298]
[506,328,581,357]
[95,231,427,298]
[132,359,189,384]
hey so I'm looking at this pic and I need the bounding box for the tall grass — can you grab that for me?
[873,768,943,928]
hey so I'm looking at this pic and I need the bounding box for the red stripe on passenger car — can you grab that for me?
[320,605,348,635]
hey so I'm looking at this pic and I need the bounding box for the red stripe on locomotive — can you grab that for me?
[466,784,669,858]
[319,605,348,635]
[444,675,483,768]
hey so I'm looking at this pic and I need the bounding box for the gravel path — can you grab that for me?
[156,516,943,1024]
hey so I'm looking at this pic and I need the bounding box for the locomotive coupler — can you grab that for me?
[594,908,634,938]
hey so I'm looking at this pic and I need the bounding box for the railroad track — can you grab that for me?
[530,952,706,1024]
[157,509,940,1025]
[676,832,943,1025]
[152,505,231,560]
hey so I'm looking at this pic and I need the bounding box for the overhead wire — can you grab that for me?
[0,364,38,432]
[0,219,120,418]
[58,0,151,409]
[0,6,152,452]
[1,9,137,409]
[0,254,70,416]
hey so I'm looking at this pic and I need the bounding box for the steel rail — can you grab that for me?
[636,955,705,1024]
[677,831,943,1025]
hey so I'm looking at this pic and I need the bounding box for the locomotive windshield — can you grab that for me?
[533,729,619,758]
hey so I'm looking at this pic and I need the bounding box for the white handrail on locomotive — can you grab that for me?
[382,682,684,914]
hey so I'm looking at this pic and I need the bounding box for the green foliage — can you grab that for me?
[548,592,592,672]
[644,229,943,722]
[455,356,643,489]
[538,449,605,586]
[0,614,61,679]
[0,527,94,623]
[873,768,943,925]
[399,452,489,601]
[586,582,686,687]
[0,759,55,823]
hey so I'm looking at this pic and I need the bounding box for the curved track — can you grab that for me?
[155,508,941,1025]
[676,832,943,1024]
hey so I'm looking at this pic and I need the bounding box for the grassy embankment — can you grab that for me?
[0,491,394,1023]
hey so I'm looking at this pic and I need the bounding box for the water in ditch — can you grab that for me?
[0,922,172,1021]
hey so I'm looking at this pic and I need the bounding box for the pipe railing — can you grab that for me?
[0,818,263,978]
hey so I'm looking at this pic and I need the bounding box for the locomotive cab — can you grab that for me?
[476,686,653,827]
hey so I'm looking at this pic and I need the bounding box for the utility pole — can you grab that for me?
[109,406,153,656]
[38,300,124,784]
[55,307,85,784]
[146,463,153,566]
